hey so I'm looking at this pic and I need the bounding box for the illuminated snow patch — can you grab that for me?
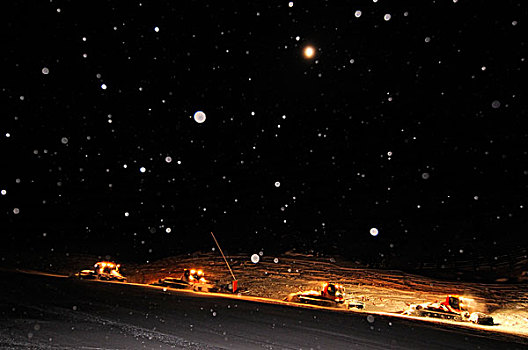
[370,228,379,236]
[194,111,206,123]
[251,254,260,263]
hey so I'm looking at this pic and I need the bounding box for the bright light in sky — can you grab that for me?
[303,46,315,59]
[370,228,379,236]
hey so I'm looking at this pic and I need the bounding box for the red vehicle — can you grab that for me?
[284,282,347,307]
[73,261,127,282]
[403,295,494,325]
[152,268,220,292]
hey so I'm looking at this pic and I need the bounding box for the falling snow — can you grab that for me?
[193,111,206,123]
[1,1,526,301]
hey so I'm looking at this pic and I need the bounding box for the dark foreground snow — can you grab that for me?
[0,270,526,349]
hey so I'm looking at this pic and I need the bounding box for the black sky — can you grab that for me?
[2,1,527,266]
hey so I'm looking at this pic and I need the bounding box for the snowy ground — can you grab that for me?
[1,268,528,349]
[10,250,528,338]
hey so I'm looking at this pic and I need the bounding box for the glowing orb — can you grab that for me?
[303,46,315,59]
[194,111,206,123]
[370,228,379,236]
[251,254,260,263]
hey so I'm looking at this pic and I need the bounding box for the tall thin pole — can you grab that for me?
[210,232,236,281]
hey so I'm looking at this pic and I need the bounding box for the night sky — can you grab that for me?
[2,1,527,267]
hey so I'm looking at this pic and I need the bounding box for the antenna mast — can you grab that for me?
[210,231,236,281]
